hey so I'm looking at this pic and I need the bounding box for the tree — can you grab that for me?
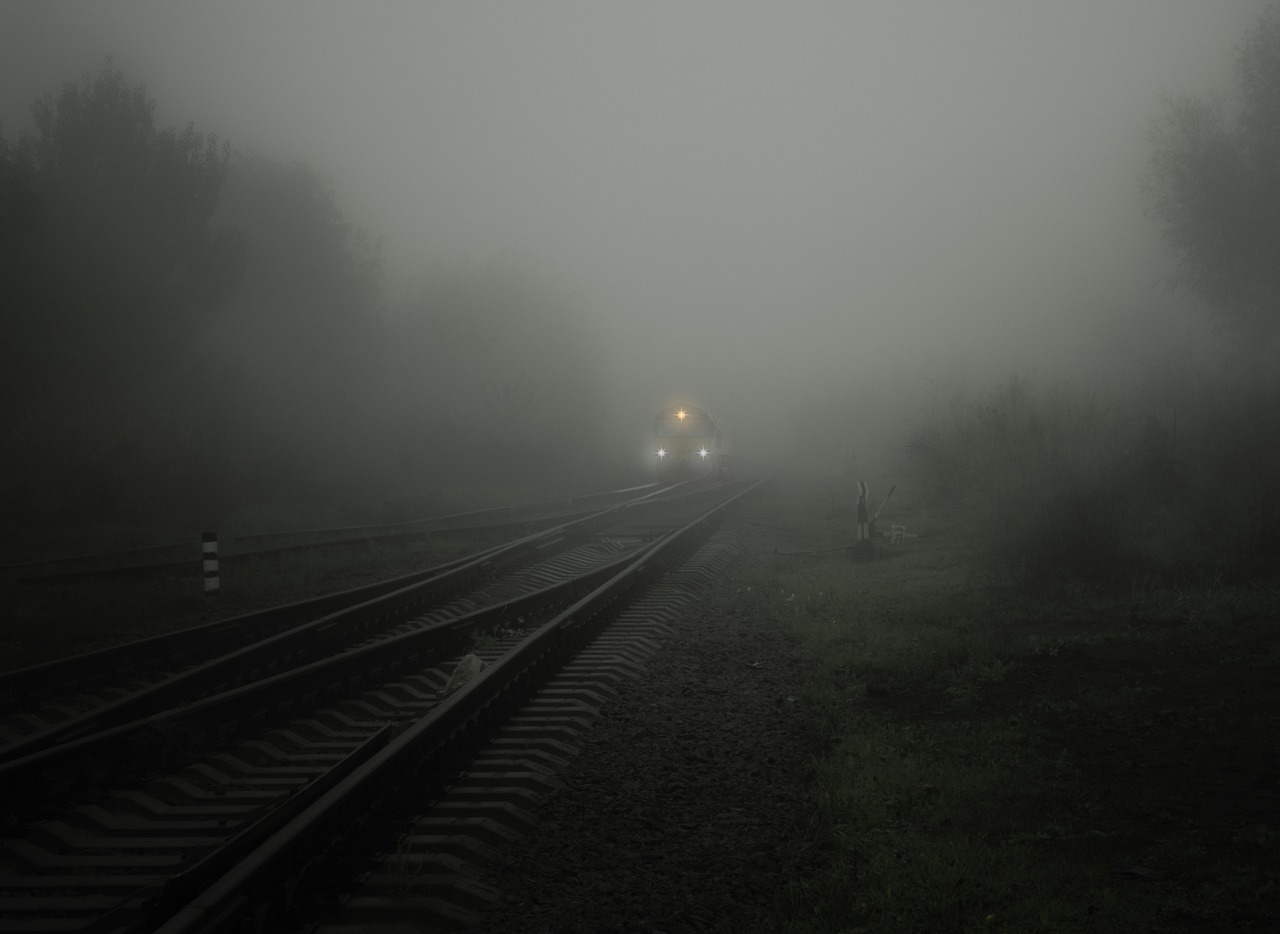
[387,262,606,487]
[1144,7,1280,343]
[199,153,387,505]
[214,154,382,323]
[1,60,240,391]
[0,61,242,522]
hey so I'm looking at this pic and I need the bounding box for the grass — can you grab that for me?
[905,371,1280,587]
[741,480,1279,933]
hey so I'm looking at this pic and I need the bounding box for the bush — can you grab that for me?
[905,371,1280,586]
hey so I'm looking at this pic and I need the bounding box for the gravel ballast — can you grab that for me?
[475,520,819,933]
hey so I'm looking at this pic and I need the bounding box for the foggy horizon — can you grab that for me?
[2,0,1269,480]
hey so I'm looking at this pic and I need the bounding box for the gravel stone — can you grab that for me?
[476,522,816,933]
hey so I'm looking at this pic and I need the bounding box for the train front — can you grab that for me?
[653,403,721,480]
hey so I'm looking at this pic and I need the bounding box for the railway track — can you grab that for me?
[0,482,695,761]
[0,478,763,933]
[0,483,663,583]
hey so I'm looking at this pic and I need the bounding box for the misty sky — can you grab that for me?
[2,1,1266,464]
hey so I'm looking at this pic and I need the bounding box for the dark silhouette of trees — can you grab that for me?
[6,62,238,377]
[200,153,386,508]
[216,155,381,322]
[387,264,605,490]
[1145,7,1280,343]
[1,60,606,534]
[1,61,243,522]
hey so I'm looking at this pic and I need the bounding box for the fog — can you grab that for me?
[2,0,1269,505]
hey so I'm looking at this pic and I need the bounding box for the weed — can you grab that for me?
[762,477,1279,932]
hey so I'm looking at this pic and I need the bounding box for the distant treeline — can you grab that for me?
[904,372,1280,585]
[0,62,605,534]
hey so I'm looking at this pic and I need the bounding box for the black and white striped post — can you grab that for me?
[202,531,219,595]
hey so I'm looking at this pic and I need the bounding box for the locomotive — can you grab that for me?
[653,402,729,480]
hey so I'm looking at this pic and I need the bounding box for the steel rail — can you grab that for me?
[0,501,666,767]
[0,525,555,762]
[0,482,664,582]
[152,478,764,934]
[0,526,684,817]
[0,484,758,930]
[0,551,474,710]
[226,480,661,548]
[0,482,686,720]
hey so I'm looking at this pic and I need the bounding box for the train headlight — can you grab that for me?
[699,448,708,458]
[657,448,666,458]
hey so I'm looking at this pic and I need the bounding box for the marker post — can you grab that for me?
[202,531,219,595]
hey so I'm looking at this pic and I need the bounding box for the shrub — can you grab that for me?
[905,370,1280,586]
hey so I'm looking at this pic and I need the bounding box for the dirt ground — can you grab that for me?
[979,617,1280,929]
[475,485,1280,931]
[7,481,1276,931]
